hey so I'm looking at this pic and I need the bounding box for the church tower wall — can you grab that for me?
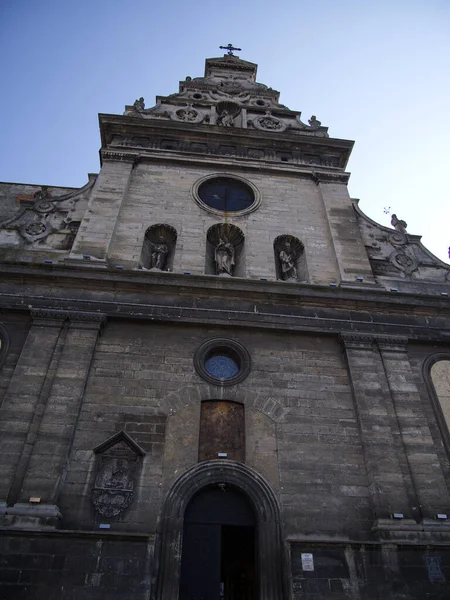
[0,51,450,600]
[104,160,341,283]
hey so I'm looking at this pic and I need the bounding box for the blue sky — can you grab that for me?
[1,0,449,262]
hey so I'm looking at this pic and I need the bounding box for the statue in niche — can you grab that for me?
[278,241,298,281]
[149,237,169,270]
[133,97,145,112]
[217,109,234,127]
[215,237,235,275]
[391,214,407,233]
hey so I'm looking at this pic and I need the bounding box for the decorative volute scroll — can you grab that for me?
[206,223,244,277]
[0,178,94,252]
[274,235,307,282]
[92,431,145,518]
[140,224,177,271]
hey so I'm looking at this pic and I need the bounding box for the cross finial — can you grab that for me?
[219,43,242,56]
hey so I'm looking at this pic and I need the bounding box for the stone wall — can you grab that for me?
[0,531,153,600]
[93,161,342,284]
[290,542,450,600]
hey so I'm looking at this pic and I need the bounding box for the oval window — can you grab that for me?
[198,177,255,212]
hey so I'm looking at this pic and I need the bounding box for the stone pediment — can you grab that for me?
[123,54,329,137]
[354,200,450,290]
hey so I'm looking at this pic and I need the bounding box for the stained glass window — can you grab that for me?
[205,354,239,379]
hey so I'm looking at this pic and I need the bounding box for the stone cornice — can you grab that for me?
[30,307,106,330]
[9,289,447,342]
[106,149,346,181]
[340,333,410,351]
[98,114,354,170]
[339,332,374,349]
[8,264,449,314]
[100,150,140,164]
[31,307,70,327]
[313,171,351,184]
[375,335,408,352]
[99,113,354,149]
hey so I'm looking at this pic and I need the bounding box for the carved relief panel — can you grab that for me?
[0,180,93,252]
[92,431,144,518]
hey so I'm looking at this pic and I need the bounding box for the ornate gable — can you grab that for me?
[355,199,450,291]
[122,53,328,137]
[0,177,95,251]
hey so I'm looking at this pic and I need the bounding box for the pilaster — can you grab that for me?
[340,333,416,526]
[5,310,106,529]
[317,175,377,286]
[70,155,136,261]
[377,336,450,519]
[1,309,66,504]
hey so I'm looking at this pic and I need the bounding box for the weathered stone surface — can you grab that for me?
[0,52,450,600]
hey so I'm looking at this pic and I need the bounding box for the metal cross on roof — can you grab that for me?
[220,43,242,56]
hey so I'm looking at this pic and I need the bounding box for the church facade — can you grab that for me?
[0,51,450,600]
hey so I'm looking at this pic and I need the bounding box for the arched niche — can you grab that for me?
[205,223,245,277]
[153,460,286,600]
[140,224,177,271]
[273,234,308,282]
[424,354,450,456]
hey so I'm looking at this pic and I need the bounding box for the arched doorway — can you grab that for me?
[179,485,256,599]
[154,460,285,600]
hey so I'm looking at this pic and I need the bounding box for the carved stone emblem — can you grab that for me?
[218,80,243,95]
[258,116,282,130]
[20,221,50,242]
[176,108,198,122]
[389,231,407,246]
[92,432,144,518]
[34,201,54,214]
[389,249,418,274]
[32,187,55,214]
[25,222,47,236]
[253,112,286,132]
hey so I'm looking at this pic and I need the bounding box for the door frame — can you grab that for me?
[153,460,286,600]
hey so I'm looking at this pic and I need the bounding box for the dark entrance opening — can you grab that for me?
[179,485,256,600]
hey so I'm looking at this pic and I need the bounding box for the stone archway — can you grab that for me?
[153,460,286,600]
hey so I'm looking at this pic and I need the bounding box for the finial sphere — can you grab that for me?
[219,43,242,56]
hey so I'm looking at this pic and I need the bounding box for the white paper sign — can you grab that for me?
[301,553,314,571]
